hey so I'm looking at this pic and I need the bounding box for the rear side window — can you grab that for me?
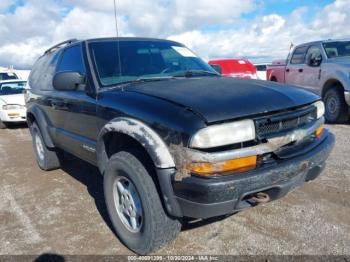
[57,45,85,74]
[290,46,308,64]
[29,50,61,91]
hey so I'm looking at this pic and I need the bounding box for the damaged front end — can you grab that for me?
[165,102,334,218]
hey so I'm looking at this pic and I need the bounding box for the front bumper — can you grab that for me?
[163,130,334,219]
[345,91,350,106]
[0,109,26,122]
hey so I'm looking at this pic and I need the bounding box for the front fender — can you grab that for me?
[96,117,176,174]
[26,105,55,148]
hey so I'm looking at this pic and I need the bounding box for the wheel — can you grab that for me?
[104,151,181,255]
[324,88,349,123]
[0,120,7,129]
[31,122,61,170]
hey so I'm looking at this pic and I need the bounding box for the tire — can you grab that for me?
[104,151,181,255]
[0,120,7,129]
[31,122,61,170]
[324,88,349,123]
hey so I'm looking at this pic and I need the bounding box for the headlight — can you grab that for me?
[313,101,325,119]
[2,104,22,110]
[190,119,256,148]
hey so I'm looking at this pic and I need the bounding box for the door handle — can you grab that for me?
[286,68,290,72]
[298,68,303,73]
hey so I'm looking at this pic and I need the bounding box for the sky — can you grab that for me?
[0,0,349,69]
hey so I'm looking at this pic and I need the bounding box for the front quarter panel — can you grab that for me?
[96,89,207,173]
[321,62,350,92]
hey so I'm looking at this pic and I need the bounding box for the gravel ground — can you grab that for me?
[0,123,349,257]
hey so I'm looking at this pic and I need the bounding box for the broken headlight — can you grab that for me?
[190,119,256,149]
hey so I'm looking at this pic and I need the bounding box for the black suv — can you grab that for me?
[26,38,334,254]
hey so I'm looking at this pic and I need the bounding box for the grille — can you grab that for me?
[255,105,317,138]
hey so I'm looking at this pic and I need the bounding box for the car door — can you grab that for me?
[51,43,99,164]
[302,45,323,95]
[285,45,308,87]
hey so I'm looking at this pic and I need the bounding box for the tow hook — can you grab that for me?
[247,192,271,205]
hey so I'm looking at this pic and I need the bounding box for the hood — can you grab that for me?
[125,77,319,123]
[0,94,25,105]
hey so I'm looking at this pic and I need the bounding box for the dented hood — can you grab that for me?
[125,77,319,123]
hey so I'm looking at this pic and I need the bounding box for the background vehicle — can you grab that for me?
[26,38,333,255]
[254,62,271,80]
[208,58,257,79]
[267,39,350,123]
[0,69,19,81]
[0,80,27,128]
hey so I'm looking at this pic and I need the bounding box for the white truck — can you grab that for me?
[267,39,350,123]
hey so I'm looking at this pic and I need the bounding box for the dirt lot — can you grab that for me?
[0,124,349,256]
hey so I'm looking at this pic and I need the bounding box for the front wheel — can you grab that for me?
[104,151,181,255]
[324,88,349,123]
[31,122,61,170]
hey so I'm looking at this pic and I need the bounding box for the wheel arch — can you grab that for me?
[96,117,175,174]
[322,78,345,98]
[26,106,55,148]
[270,75,278,82]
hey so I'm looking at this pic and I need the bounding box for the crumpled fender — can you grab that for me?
[96,117,176,173]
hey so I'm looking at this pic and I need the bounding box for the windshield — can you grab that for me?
[88,40,217,87]
[0,72,18,80]
[323,41,350,58]
[0,81,26,95]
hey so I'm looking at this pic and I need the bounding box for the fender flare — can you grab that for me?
[27,106,55,148]
[96,117,176,174]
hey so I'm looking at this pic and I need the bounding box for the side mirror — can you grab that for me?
[53,71,85,91]
[210,64,222,74]
[307,56,322,67]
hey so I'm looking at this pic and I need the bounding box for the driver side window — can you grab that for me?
[57,44,86,75]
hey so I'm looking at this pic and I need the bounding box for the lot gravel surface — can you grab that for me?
[0,124,349,257]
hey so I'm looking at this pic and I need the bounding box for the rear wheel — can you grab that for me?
[324,88,349,123]
[31,122,61,170]
[104,151,181,255]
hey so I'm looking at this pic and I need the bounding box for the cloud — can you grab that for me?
[0,0,349,68]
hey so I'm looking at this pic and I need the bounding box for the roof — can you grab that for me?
[43,37,183,55]
[295,38,350,47]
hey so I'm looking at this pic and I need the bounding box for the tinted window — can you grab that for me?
[57,45,85,74]
[29,50,61,91]
[256,65,267,71]
[290,46,308,64]
[89,40,216,86]
[323,41,350,58]
[0,81,26,95]
[306,46,322,66]
[0,72,18,80]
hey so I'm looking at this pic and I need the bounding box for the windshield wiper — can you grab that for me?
[104,76,176,90]
[173,70,220,78]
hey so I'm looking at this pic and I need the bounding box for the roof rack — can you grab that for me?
[44,39,78,54]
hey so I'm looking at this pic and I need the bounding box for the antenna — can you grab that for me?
[113,0,119,38]
[113,0,122,78]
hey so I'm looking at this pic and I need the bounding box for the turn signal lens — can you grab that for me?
[187,155,257,176]
[316,125,324,138]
